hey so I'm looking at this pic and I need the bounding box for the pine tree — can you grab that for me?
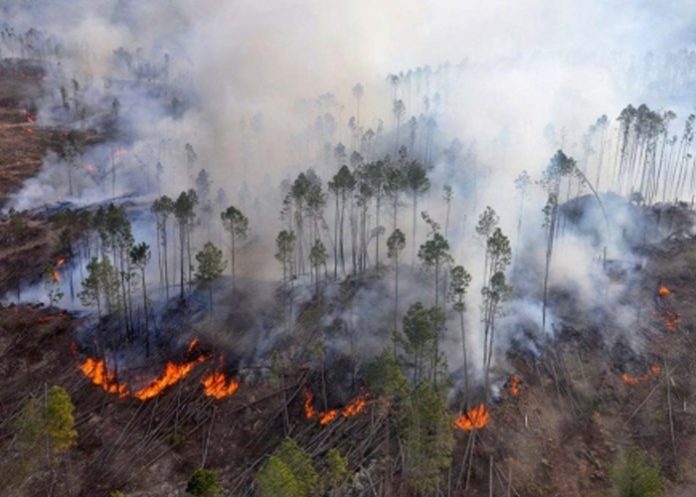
[44,385,77,455]
[195,242,227,315]
[220,205,249,289]
[403,381,453,495]
[185,468,223,497]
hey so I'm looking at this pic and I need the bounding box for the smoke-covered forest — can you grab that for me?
[1,1,696,496]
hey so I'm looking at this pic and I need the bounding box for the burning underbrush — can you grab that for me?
[76,337,240,402]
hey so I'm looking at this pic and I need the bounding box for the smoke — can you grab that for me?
[2,0,696,396]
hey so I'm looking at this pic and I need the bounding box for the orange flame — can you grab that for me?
[660,309,681,333]
[304,388,368,426]
[133,356,206,400]
[201,371,239,399]
[658,286,671,297]
[621,364,662,385]
[304,388,318,419]
[79,357,129,398]
[508,374,521,397]
[187,337,199,352]
[50,259,66,283]
[319,409,339,425]
[454,404,490,431]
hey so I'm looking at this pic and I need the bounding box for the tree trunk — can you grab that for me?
[411,193,417,265]
[142,267,149,358]
[179,224,185,301]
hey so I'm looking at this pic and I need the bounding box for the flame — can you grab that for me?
[621,364,662,385]
[660,309,681,332]
[341,394,368,417]
[454,404,490,431]
[304,388,318,419]
[50,259,66,283]
[26,114,35,123]
[508,374,521,397]
[133,356,206,400]
[24,127,34,134]
[79,357,129,398]
[304,388,368,426]
[187,337,199,352]
[201,371,239,399]
[319,410,339,425]
[658,285,671,297]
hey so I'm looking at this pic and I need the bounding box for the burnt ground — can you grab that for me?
[0,59,105,297]
[1,59,696,497]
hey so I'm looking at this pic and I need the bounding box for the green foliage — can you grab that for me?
[610,447,663,497]
[152,195,175,220]
[275,230,296,272]
[195,242,227,285]
[329,165,356,194]
[11,386,77,475]
[387,229,406,260]
[418,232,451,269]
[403,381,454,495]
[79,257,121,315]
[485,227,512,275]
[257,456,303,497]
[402,302,437,356]
[129,242,151,271]
[404,160,430,196]
[44,386,77,454]
[220,205,249,239]
[475,205,499,240]
[363,349,408,399]
[186,468,223,497]
[274,438,320,497]
[175,190,198,226]
[325,448,352,490]
[449,265,472,312]
[13,397,43,451]
[309,239,328,269]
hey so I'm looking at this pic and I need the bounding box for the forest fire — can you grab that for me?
[50,258,66,283]
[201,371,239,399]
[658,285,671,297]
[79,357,129,398]
[454,404,491,431]
[303,388,368,426]
[659,309,681,332]
[77,339,211,400]
[133,356,207,400]
[621,364,661,385]
[507,374,521,397]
